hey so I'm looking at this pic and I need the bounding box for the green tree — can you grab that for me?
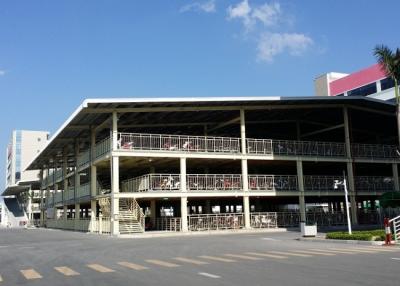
[374,45,400,146]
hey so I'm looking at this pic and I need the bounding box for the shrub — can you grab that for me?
[326,230,385,241]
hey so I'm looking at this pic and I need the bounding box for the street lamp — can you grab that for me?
[334,172,352,235]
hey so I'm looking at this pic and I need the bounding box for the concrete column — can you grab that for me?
[74,141,80,202]
[180,157,188,232]
[75,203,80,219]
[150,200,156,227]
[240,109,251,229]
[53,183,58,219]
[296,160,306,223]
[110,112,120,235]
[393,163,399,192]
[63,205,68,220]
[205,200,211,214]
[376,80,382,92]
[39,169,44,226]
[62,152,67,205]
[27,189,32,222]
[343,107,358,225]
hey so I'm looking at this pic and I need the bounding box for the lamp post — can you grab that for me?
[334,172,352,235]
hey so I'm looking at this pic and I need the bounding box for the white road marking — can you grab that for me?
[261,237,278,241]
[174,257,209,265]
[87,264,115,273]
[0,274,3,282]
[145,259,180,268]
[20,269,42,280]
[54,266,80,276]
[198,272,221,279]
[391,258,400,261]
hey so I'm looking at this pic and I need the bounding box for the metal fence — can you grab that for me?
[45,217,111,234]
[250,212,278,228]
[248,175,298,191]
[77,149,90,168]
[247,139,346,157]
[354,176,394,192]
[351,143,398,159]
[187,174,242,191]
[95,137,111,159]
[304,176,345,191]
[188,213,244,231]
[154,217,181,231]
[118,133,241,154]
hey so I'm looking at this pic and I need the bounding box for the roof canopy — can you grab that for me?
[26,96,396,171]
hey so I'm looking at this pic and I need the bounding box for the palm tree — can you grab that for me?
[374,45,400,147]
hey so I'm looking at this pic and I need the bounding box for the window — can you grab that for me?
[347,82,377,97]
[380,77,395,91]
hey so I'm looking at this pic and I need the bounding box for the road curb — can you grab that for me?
[296,237,398,246]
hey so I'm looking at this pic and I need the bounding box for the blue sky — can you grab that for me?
[1,0,400,188]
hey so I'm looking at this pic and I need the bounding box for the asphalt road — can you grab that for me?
[0,228,399,286]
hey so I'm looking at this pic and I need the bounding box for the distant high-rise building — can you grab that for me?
[2,130,49,227]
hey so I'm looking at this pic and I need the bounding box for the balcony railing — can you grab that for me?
[351,143,398,159]
[121,174,243,192]
[354,176,394,192]
[247,138,346,157]
[76,183,91,199]
[65,187,75,201]
[188,213,244,231]
[95,137,111,159]
[54,191,63,204]
[248,175,298,191]
[304,176,345,191]
[77,149,90,168]
[117,133,241,154]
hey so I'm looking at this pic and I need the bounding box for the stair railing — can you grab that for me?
[389,215,400,241]
[127,198,145,232]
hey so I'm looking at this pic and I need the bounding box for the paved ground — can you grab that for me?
[0,228,399,285]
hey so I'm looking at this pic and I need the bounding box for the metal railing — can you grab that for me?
[188,213,244,231]
[250,212,278,228]
[77,149,90,168]
[65,187,75,202]
[247,139,346,157]
[187,174,242,191]
[304,176,345,191]
[117,133,241,154]
[351,143,398,159]
[154,217,181,232]
[275,212,348,227]
[54,191,63,204]
[248,175,298,191]
[95,137,111,159]
[389,215,400,241]
[122,174,181,192]
[354,176,394,192]
[76,183,91,199]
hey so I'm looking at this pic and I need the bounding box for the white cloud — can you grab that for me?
[180,0,216,13]
[257,32,313,62]
[0,70,5,76]
[227,0,281,30]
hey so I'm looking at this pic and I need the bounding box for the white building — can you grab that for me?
[1,130,49,227]
[24,97,400,236]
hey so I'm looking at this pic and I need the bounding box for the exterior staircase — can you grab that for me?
[119,198,145,234]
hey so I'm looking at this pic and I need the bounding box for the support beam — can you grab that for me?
[207,116,240,133]
[297,160,306,223]
[240,109,251,229]
[180,157,188,232]
[110,156,120,235]
[150,200,156,228]
[300,124,344,138]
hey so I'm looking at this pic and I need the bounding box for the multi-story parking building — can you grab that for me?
[25,97,399,235]
[315,63,397,101]
[2,130,49,227]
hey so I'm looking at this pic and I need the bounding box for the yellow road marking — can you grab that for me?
[54,266,80,276]
[269,251,312,257]
[199,255,236,262]
[87,264,115,273]
[224,254,263,261]
[20,269,42,280]
[0,274,3,282]
[358,247,400,252]
[328,248,376,253]
[245,252,287,259]
[293,250,336,256]
[145,259,180,268]
[174,257,209,265]
[310,248,356,255]
[117,261,148,270]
